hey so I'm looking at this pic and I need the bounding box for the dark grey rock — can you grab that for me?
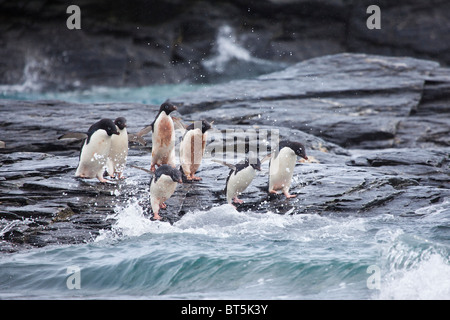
[1,1,450,89]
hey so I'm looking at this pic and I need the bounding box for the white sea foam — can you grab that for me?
[416,197,450,219]
[371,200,450,300]
[377,246,450,300]
[0,57,49,93]
[97,197,378,246]
[202,25,281,75]
[202,25,252,73]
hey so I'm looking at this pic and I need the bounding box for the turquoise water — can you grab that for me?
[1,84,449,300]
[1,199,449,299]
[0,83,205,105]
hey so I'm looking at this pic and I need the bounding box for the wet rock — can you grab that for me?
[1,53,450,252]
[1,1,450,89]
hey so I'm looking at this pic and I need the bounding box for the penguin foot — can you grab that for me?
[153,213,162,220]
[269,189,278,195]
[283,191,297,199]
[150,164,156,173]
[160,203,167,209]
[190,175,202,181]
[233,197,244,204]
[227,202,237,210]
[97,176,112,183]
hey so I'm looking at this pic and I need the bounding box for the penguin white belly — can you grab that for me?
[180,129,206,176]
[152,113,175,167]
[226,166,256,203]
[150,175,178,210]
[269,148,297,192]
[75,130,111,179]
[107,128,128,176]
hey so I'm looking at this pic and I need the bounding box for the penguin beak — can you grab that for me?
[297,155,308,162]
[115,132,120,135]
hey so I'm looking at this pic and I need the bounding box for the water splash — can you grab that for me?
[203,26,253,73]
[202,25,284,79]
[0,56,50,94]
[377,241,450,299]
[372,200,450,300]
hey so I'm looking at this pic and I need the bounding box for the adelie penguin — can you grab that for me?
[150,164,183,220]
[179,120,213,181]
[75,119,120,183]
[106,117,128,179]
[268,140,308,198]
[213,153,262,206]
[149,102,178,172]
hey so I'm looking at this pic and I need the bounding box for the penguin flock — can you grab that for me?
[68,101,308,220]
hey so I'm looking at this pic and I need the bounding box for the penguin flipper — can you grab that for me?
[58,132,88,140]
[261,152,273,163]
[128,133,147,146]
[211,159,236,171]
[135,125,153,138]
[172,116,187,131]
[129,164,154,175]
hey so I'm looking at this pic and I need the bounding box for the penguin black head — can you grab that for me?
[86,119,119,144]
[186,119,213,134]
[114,117,127,130]
[246,153,261,171]
[279,141,308,160]
[87,119,119,143]
[159,102,177,115]
[154,164,183,183]
[250,158,262,171]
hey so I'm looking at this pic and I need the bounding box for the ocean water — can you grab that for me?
[1,195,449,300]
[0,82,204,105]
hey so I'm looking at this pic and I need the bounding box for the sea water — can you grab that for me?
[1,195,449,299]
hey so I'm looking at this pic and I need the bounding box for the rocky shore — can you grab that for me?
[1,0,450,90]
[1,53,449,253]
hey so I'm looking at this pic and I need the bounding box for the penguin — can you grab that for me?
[225,155,262,205]
[106,117,128,179]
[179,120,212,181]
[268,140,308,198]
[59,120,147,147]
[149,102,178,172]
[75,119,120,183]
[212,152,262,205]
[150,164,183,220]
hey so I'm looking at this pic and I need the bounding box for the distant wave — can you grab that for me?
[202,25,285,80]
[0,57,50,93]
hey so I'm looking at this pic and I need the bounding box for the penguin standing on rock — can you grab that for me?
[150,164,183,220]
[268,140,308,198]
[179,120,212,181]
[75,119,120,183]
[149,102,178,172]
[213,152,262,206]
[225,155,262,205]
[106,117,128,179]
